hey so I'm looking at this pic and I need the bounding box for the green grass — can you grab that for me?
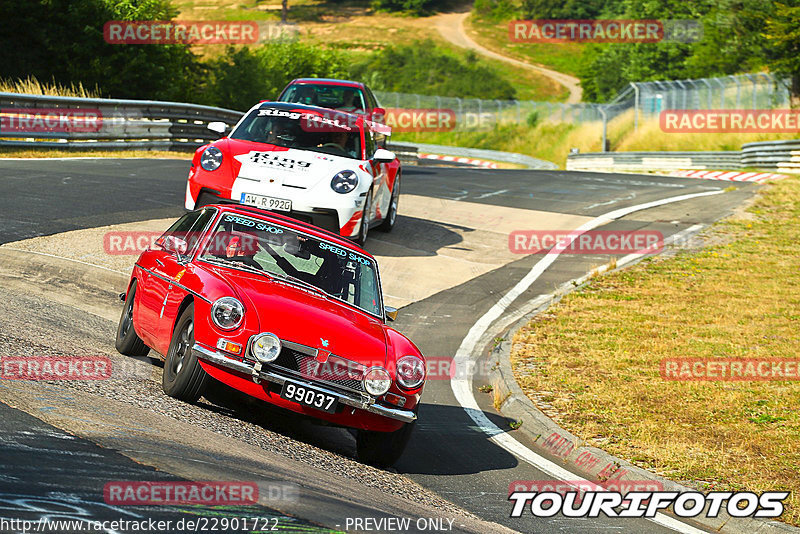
[466,14,586,77]
[511,175,800,526]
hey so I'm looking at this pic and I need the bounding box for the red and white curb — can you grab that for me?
[666,169,788,183]
[419,152,498,169]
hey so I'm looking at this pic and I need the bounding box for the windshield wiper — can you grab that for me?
[204,257,330,299]
[203,257,274,279]
[268,271,330,298]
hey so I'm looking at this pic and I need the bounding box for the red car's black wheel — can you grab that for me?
[115,280,150,357]
[195,191,218,209]
[162,303,209,403]
[356,419,416,467]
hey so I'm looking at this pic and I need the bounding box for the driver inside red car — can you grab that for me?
[216,231,262,269]
[263,236,346,298]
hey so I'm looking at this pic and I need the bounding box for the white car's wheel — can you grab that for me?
[355,192,372,246]
[378,173,400,233]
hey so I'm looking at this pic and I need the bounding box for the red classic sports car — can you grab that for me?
[186,101,400,246]
[115,204,425,466]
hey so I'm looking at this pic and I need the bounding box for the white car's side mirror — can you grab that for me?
[207,121,228,135]
[373,148,396,163]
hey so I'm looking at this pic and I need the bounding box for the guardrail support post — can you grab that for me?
[731,75,741,108]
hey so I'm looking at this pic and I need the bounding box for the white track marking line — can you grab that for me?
[451,190,723,534]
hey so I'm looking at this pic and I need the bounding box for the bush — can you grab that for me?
[371,0,450,15]
[202,41,349,110]
[348,41,517,100]
[473,0,518,22]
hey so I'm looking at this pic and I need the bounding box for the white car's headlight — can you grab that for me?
[200,146,223,171]
[395,356,425,389]
[251,333,281,363]
[331,170,358,194]
[210,297,244,330]
[363,366,391,396]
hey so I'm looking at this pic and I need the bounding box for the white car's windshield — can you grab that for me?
[199,213,382,317]
[230,107,362,160]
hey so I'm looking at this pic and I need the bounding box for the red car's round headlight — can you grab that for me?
[396,356,425,389]
[363,367,391,396]
[211,297,244,330]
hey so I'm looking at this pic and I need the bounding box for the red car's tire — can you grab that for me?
[377,173,400,233]
[195,192,218,209]
[162,303,209,403]
[115,280,150,357]
[356,419,416,467]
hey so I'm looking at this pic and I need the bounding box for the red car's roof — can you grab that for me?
[288,78,365,88]
[211,204,374,259]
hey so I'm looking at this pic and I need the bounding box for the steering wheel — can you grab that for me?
[319,143,349,156]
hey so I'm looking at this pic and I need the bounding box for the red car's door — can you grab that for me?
[134,249,172,344]
[137,208,217,351]
[149,252,188,347]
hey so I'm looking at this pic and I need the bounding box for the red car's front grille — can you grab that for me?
[270,347,367,395]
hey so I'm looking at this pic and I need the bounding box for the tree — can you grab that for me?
[202,41,348,110]
[762,1,800,103]
[0,0,201,101]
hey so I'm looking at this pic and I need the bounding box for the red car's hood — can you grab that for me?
[211,267,388,366]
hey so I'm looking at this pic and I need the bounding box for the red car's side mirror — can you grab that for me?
[157,235,188,256]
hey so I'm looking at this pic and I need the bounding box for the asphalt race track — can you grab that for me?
[0,158,758,534]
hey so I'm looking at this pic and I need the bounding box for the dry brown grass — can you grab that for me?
[616,116,800,152]
[465,14,584,77]
[0,76,101,98]
[511,175,800,525]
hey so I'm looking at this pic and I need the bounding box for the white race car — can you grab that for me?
[186,102,401,245]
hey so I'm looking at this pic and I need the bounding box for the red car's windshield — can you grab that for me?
[279,84,367,114]
[199,212,382,317]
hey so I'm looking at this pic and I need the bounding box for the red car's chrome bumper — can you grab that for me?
[192,343,417,428]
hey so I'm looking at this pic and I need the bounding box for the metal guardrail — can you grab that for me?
[0,92,242,151]
[741,140,800,172]
[390,141,557,170]
[385,143,418,166]
[566,151,742,171]
[567,141,800,173]
[0,92,552,169]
